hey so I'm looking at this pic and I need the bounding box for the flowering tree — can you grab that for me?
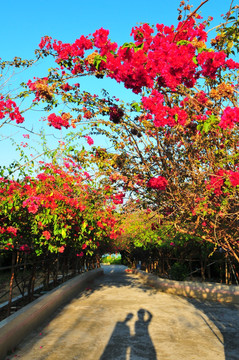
[1,1,239,264]
[0,160,121,256]
[115,207,219,280]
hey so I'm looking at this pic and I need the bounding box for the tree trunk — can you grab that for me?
[7,251,16,316]
[30,263,36,300]
[200,257,205,282]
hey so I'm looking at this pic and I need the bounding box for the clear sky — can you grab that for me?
[0,0,234,170]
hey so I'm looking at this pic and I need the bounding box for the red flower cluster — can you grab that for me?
[147,176,168,190]
[35,17,238,135]
[39,35,93,62]
[206,169,239,196]
[85,135,94,145]
[206,169,226,196]
[0,96,24,124]
[226,59,239,70]
[23,196,40,214]
[108,23,194,92]
[43,230,51,240]
[58,246,65,253]
[197,51,227,79]
[76,252,84,257]
[93,28,117,56]
[111,192,125,204]
[19,244,31,253]
[47,113,71,130]
[142,89,188,127]
[61,83,72,91]
[39,35,52,50]
[36,18,208,95]
[105,18,210,93]
[7,226,18,236]
[219,107,239,129]
[229,171,239,187]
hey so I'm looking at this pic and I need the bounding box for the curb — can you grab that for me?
[133,269,239,304]
[0,268,103,360]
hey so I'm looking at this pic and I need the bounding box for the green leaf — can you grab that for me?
[121,42,135,49]
[131,102,141,112]
[134,43,144,51]
[203,122,211,133]
[197,47,205,54]
[121,42,143,52]
[192,56,198,65]
[177,40,190,46]
[93,55,106,70]
[62,228,67,238]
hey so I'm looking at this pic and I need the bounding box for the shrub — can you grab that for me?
[169,262,188,281]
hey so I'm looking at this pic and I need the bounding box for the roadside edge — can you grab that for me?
[0,268,103,360]
[133,269,239,304]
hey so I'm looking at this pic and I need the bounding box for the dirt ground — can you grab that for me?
[4,265,239,360]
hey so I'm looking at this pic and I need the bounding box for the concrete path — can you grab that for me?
[5,265,239,360]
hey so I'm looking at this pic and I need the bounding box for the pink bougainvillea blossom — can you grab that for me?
[0,96,24,124]
[229,171,239,187]
[76,252,84,257]
[111,192,125,204]
[147,176,168,190]
[47,113,71,130]
[58,246,65,253]
[219,107,239,129]
[42,231,51,240]
[7,226,18,236]
[85,135,94,145]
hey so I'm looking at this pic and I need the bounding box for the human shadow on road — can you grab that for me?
[100,313,133,360]
[100,309,157,360]
[187,298,239,360]
[130,309,157,360]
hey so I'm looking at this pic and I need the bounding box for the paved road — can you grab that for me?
[5,265,239,360]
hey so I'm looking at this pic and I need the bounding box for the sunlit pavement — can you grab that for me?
[5,265,239,360]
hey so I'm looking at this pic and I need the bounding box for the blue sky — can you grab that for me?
[0,0,233,170]
[1,0,229,58]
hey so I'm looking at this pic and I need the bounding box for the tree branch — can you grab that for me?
[173,0,209,42]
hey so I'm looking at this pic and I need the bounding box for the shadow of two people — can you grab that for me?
[100,309,157,360]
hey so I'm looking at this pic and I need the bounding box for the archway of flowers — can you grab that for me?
[1,1,239,309]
